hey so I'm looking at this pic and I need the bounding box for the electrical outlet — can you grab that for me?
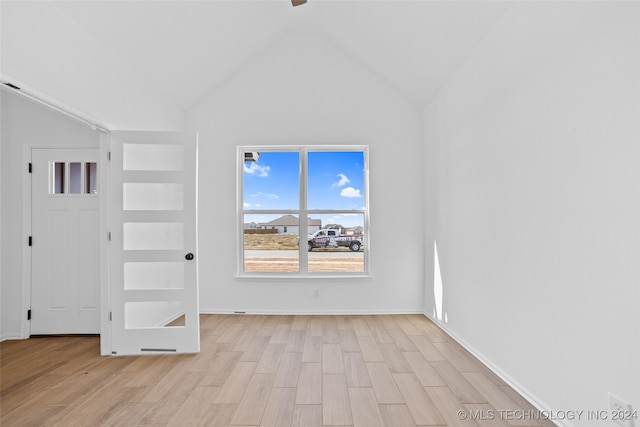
[312,289,319,298]
[609,393,636,427]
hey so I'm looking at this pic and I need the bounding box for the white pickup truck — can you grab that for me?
[307,229,364,252]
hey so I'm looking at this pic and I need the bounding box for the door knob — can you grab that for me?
[185,253,194,261]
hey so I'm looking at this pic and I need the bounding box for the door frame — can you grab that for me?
[99,133,111,355]
[21,140,108,348]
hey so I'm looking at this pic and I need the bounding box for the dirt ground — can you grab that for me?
[244,257,364,273]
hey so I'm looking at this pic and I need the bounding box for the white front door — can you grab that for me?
[108,131,199,355]
[31,148,100,334]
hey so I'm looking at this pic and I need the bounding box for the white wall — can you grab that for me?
[186,34,425,314]
[423,2,639,426]
[1,2,184,131]
[0,89,101,339]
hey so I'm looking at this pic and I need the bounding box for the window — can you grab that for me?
[51,161,98,195]
[238,146,369,276]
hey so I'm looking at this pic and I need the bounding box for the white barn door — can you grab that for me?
[108,131,199,355]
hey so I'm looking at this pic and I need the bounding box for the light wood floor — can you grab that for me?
[1,314,555,427]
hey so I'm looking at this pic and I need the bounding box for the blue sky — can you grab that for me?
[244,151,365,228]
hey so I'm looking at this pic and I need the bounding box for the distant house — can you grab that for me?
[257,215,321,235]
[343,226,364,235]
[244,222,258,230]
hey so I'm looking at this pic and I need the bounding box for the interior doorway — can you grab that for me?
[30,148,100,335]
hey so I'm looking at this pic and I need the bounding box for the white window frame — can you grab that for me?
[237,145,370,278]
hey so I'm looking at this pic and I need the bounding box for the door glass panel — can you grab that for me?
[123,222,184,250]
[85,162,98,194]
[124,262,185,290]
[53,162,65,194]
[123,183,184,211]
[123,144,184,171]
[69,162,82,193]
[167,314,186,327]
[124,301,184,329]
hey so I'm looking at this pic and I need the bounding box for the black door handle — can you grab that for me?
[185,253,194,261]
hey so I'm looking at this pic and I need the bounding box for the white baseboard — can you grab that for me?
[422,311,565,427]
[0,334,26,342]
[199,309,423,316]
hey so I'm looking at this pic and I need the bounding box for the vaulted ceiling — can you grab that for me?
[1,0,514,127]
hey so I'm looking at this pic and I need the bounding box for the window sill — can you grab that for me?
[234,273,373,281]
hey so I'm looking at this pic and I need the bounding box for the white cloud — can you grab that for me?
[244,202,251,208]
[244,163,270,177]
[249,192,279,199]
[333,173,350,187]
[340,187,362,198]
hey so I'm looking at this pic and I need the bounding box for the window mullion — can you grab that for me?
[299,148,308,273]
